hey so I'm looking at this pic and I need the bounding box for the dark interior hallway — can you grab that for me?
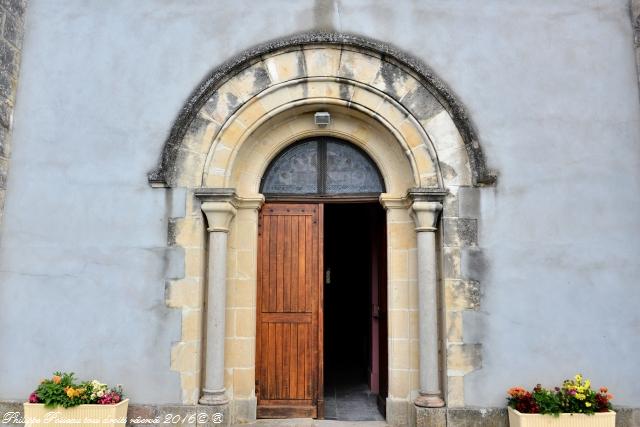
[323,203,385,421]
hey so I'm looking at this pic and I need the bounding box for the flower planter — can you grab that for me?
[23,398,128,427]
[508,407,615,427]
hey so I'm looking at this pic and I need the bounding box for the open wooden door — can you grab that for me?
[256,203,323,418]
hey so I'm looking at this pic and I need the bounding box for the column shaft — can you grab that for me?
[412,200,445,408]
[201,230,229,404]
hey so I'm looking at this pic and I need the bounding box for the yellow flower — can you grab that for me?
[585,402,592,407]
[585,379,591,389]
[576,393,585,400]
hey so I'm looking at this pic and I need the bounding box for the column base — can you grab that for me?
[414,392,445,408]
[199,388,229,405]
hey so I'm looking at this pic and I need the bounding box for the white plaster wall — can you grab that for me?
[0,0,638,407]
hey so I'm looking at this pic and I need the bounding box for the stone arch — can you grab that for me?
[158,33,493,425]
[148,33,496,189]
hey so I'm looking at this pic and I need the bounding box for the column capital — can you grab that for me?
[200,201,236,232]
[410,201,442,232]
[194,188,265,232]
[195,188,237,232]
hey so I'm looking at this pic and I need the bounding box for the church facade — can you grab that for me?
[0,2,639,426]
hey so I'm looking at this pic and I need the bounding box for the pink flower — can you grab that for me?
[28,392,39,403]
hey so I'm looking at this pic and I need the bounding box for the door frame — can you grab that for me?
[257,198,387,419]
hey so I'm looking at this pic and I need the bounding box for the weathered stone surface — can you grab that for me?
[0,39,18,78]
[230,397,255,424]
[196,403,229,427]
[127,404,160,426]
[0,62,15,100]
[386,397,410,427]
[0,155,8,188]
[0,401,23,426]
[443,246,461,279]
[370,60,418,102]
[3,11,22,49]
[458,186,480,219]
[416,407,446,427]
[461,247,489,283]
[0,125,9,157]
[401,83,444,122]
[443,190,459,218]
[0,96,11,129]
[443,218,478,247]
[447,343,482,375]
[445,279,481,310]
[0,0,25,18]
[447,407,508,427]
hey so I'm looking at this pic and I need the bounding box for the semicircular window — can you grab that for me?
[261,137,385,196]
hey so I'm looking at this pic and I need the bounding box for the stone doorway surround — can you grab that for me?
[148,33,495,426]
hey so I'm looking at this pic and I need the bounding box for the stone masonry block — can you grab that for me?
[443,189,460,218]
[445,279,480,310]
[0,125,9,157]
[0,39,17,78]
[443,247,461,279]
[0,155,8,188]
[0,96,12,129]
[416,407,446,427]
[401,83,444,122]
[0,0,26,18]
[170,341,199,373]
[443,218,478,247]
[338,48,382,84]
[447,408,508,427]
[447,343,482,375]
[3,11,23,49]
[263,50,305,83]
[370,60,418,102]
[458,186,481,218]
[461,247,489,282]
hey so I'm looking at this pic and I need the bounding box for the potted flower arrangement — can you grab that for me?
[23,372,128,427]
[506,374,615,427]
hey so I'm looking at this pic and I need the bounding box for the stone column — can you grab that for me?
[410,191,446,408]
[196,190,237,405]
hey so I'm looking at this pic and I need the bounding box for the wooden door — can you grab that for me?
[256,203,323,418]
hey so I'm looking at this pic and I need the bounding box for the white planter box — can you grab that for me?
[23,398,128,427]
[508,407,615,427]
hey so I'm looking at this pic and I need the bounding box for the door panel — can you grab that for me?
[256,203,323,418]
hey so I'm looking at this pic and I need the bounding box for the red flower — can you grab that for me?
[28,392,39,403]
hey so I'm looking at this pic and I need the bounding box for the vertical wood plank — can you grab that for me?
[261,215,269,313]
[269,216,278,312]
[268,322,276,398]
[291,216,299,312]
[283,215,291,312]
[290,322,298,398]
[276,216,284,312]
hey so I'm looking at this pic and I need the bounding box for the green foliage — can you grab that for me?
[531,386,562,416]
[29,372,124,408]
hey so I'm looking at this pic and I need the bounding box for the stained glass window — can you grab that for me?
[261,137,384,195]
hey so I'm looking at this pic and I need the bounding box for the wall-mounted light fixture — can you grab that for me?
[314,111,330,127]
